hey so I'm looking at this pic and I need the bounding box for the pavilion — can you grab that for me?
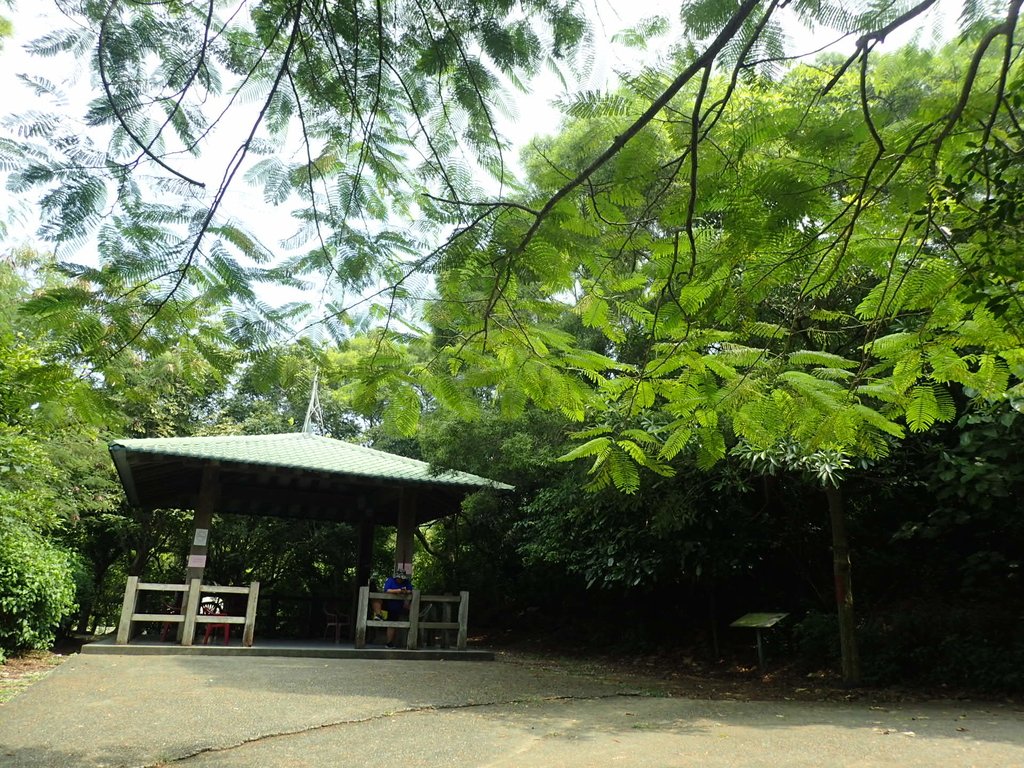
[108,432,512,642]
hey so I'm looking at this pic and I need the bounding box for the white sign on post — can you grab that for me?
[193,529,209,547]
[187,554,207,569]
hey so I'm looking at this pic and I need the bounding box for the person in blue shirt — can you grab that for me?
[382,569,412,648]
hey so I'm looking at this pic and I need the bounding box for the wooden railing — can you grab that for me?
[354,586,469,650]
[115,577,260,647]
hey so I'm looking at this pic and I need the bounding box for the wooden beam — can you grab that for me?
[354,585,369,648]
[406,589,421,650]
[131,613,183,623]
[136,582,190,592]
[195,615,246,625]
[115,576,139,645]
[181,578,202,646]
[243,581,260,647]
[201,585,252,595]
[217,482,402,522]
[441,601,452,649]
[457,591,469,650]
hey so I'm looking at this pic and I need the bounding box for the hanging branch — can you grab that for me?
[97,0,207,188]
[99,4,304,365]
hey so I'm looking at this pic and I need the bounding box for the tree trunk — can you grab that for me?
[75,601,94,636]
[708,579,720,659]
[127,545,150,577]
[825,484,861,686]
[76,557,116,634]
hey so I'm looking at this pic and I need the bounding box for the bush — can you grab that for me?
[0,519,78,655]
[856,601,1024,692]
[792,610,840,668]
[792,604,1024,692]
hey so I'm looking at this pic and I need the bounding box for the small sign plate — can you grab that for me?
[730,612,789,629]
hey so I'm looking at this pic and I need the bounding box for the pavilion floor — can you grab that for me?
[80,635,494,661]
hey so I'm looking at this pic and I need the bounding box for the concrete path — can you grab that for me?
[1,654,1022,767]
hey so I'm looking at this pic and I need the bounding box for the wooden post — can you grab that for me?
[177,467,217,643]
[115,576,140,644]
[406,589,421,650]
[355,585,369,648]
[456,590,469,650]
[396,490,415,574]
[181,577,202,646]
[186,465,219,583]
[353,510,375,639]
[355,512,375,590]
[242,581,260,647]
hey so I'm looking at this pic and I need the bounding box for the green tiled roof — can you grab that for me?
[109,432,513,490]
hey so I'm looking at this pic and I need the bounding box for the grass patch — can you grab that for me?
[0,651,66,704]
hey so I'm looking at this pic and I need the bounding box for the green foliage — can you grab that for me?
[0,520,78,654]
[517,459,766,591]
[411,34,1024,493]
[519,478,690,589]
[893,401,1024,595]
[419,406,567,487]
[932,405,1024,510]
[732,441,855,488]
[0,425,63,530]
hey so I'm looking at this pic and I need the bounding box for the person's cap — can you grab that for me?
[394,569,411,579]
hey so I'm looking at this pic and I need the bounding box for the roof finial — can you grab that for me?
[302,368,324,435]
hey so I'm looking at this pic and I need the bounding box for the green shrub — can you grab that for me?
[792,610,840,667]
[0,519,78,654]
[792,604,1024,692]
[856,602,1024,692]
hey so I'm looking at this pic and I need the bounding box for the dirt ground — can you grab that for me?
[473,622,1023,705]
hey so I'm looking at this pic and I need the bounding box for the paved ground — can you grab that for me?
[1,653,1023,767]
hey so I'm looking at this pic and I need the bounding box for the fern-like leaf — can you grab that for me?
[905,384,939,432]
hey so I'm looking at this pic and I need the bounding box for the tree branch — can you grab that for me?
[513,0,764,254]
